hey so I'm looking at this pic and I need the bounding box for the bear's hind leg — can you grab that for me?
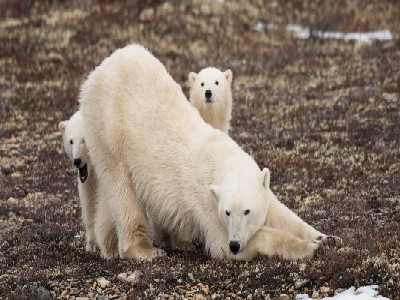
[102,166,166,261]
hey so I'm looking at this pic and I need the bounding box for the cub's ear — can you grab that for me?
[188,72,197,87]
[260,168,270,189]
[58,121,67,134]
[224,69,233,84]
[210,184,221,201]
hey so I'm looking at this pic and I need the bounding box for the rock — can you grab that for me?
[11,172,21,179]
[69,287,80,295]
[117,271,142,286]
[7,197,18,205]
[279,294,290,300]
[26,282,52,300]
[96,296,106,300]
[201,284,209,294]
[96,277,110,289]
[76,298,89,300]
[311,291,319,298]
[193,294,204,300]
[320,286,331,294]
[295,278,309,288]
[2,164,12,175]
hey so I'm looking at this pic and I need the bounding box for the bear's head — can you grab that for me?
[58,110,89,183]
[210,168,270,255]
[188,67,232,108]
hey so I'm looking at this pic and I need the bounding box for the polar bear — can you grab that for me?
[79,44,331,261]
[59,111,118,253]
[188,67,232,134]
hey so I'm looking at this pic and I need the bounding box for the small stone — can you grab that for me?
[76,297,89,300]
[279,294,290,300]
[2,164,12,175]
[201,285,209,294]
[96,296,106,300]
[27,282,51,300]
[193,294,204,300]
[295,278,309,288]
[69,288,80,295]
[320,286,331,294]
[96,277,110,289]
[11,172,21,179]
[7,197,18,205]
[311,291,319,298]
[117,271,142,285]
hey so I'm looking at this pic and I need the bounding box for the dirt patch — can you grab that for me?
[1,0,399,299]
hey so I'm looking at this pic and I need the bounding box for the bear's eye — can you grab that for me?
[215,81,219,85]
[70,139,73,145]
[201,82,204,87]
[82,138,85,144]
[225,211,230,216]
[244,209,250,216]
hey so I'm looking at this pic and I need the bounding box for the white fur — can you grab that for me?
[59,111,98,252]
[189,67,232,134]
[79,44,330,261]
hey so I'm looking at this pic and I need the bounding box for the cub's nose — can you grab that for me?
[73,158,81,167]
[205,90,212,99]
[229,241,240,254]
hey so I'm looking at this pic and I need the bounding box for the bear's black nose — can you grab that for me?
[229,241,240,254]
[205,90,212,99]
[74,158,81,167]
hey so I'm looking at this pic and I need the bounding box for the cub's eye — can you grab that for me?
[201,82,204,87]
[82,139,85,144]
[70,139,73,145]
[225,211,230,216]
[215,81,219,85]
[244,209,250,216]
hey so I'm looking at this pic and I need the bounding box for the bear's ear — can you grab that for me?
[188,72,197,87]
[58,121,67,134]
[260,168,270,190]
[210,184,221,201]
[224,69,233,84]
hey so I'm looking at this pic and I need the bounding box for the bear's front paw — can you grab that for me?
[124,245,166,261]
[85,242,98,253]
[311,235,324,250]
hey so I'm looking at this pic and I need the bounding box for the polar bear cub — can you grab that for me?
[189,67,233,134]
[79,44,331,261]
[59,110,98,252]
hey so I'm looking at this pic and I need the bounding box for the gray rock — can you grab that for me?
[27,282,52,300]
[2,164,12,175]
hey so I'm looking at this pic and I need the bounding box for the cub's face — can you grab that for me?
[58,111,89,183]
[188,67,232,107]
[210,168,270,255]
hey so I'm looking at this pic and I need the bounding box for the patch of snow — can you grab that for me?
[286,24,393,43]
[252,21,265,32]
[295,285,391,300]
[252,21,279,32]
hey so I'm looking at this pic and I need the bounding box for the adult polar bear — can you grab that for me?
[80,44,327,261]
